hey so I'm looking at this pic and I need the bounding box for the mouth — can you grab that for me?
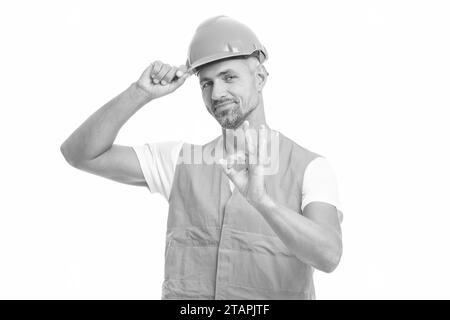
[214,102,235,115]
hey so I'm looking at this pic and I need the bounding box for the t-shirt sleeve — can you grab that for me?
[301,157,343,223]
[131,141,184,200]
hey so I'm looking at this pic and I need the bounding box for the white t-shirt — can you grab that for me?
[132,140,343,219]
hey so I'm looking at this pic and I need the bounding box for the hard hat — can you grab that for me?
[186,16,268,73]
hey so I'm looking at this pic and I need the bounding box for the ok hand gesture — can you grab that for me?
[219,121,274,206]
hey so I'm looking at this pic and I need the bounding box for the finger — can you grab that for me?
[161,66,178,85]
[153,64,171,83]
[218,152,246,173]
[223,152,246,166]
[218,158,248,189]
[175,65,188,78]
[226,152,248,185]
[243,121,257,165]
[140,64,154,81]
[151,61,163,80]
[258,124,268,166]
[166,70,191,90]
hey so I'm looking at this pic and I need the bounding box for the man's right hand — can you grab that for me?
[61,60,192,187]
[136,61,191,100]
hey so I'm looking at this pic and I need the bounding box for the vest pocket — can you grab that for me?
[219,227,313,293]
[164,227,221,282]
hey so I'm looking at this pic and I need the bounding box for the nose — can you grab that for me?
[211,80,227,102]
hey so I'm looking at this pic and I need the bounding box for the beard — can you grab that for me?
[215,99,258,129]
[216,105,244,129]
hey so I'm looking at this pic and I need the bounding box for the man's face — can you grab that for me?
[198,58,260,129]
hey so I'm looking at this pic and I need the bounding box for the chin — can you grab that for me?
[215,106,247,129]
[219,117,243,130]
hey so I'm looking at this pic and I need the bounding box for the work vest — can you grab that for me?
[163,131,321,299]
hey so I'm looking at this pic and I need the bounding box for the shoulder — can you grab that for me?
[177,135,222,164]
[302,155,342,214]
[277,131,322,166]
[305,156,336,176]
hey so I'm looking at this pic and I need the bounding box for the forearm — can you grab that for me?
[61,82,152,165]
[251,197,342,273]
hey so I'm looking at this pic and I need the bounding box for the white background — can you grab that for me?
[1,0,449,299]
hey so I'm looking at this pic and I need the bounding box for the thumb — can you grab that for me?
[168,71,190,90]
[175,65,190,78]
[178,64,188,72]
[218,158,237,181]
[218,157,247,190]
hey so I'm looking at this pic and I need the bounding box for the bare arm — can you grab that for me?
[254,199,342,273]
[220,123,342,273]
[60,61,190,186]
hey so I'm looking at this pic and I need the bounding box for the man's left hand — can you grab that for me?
[219,121,273,207]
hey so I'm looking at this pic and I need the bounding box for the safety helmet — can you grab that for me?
[186,16,268,74]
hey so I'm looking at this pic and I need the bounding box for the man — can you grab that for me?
[61,16,343,300]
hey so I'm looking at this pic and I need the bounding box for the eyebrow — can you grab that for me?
[199,69,236,83]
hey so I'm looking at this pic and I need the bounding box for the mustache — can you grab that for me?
[212,99,238,110]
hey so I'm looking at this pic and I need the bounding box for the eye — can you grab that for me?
[201,82,211,90]
[225,75,235,81]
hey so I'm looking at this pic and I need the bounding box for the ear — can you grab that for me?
[254,64,268,92]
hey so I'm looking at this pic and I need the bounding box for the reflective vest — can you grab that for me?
[162,132,320,299]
